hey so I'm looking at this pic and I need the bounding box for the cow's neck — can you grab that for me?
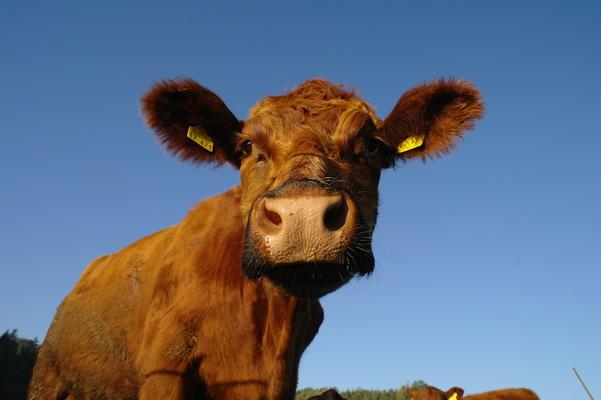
[243,280,323,399]
[187,186,324,399]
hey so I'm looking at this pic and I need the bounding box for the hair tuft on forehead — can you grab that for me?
[283,79,358,101]
[250,79,377,123]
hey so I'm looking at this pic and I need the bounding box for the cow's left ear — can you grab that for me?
[379,79,484,160]
[141,78,243,167]
[446,387,464,400]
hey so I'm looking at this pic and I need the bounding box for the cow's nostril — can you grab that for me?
[265,208,282,226]
[323,196,348,231]
[255,199,284,236]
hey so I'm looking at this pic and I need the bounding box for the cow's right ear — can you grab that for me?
[141,78,243,167]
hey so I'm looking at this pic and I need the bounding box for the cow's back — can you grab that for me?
[464,389,539,400]
[29,187,244,399]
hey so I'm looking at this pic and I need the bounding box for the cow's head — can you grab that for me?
[142,78,483,298]
[408,386,465,400]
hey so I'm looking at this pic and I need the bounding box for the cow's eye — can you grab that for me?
[363,138,384,157]
[237,140,253,159]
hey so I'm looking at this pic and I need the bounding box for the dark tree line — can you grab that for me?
[0,330,39,400]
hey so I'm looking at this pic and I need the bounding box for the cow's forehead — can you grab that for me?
[246,79,379,134]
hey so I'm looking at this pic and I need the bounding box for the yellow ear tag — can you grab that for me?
[187,126,214,152]
[448,393,458,400]
[397,135,425,154]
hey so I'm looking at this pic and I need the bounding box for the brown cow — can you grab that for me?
[408,386,540,400]
[28,78,483,400]
[408,386,465,400]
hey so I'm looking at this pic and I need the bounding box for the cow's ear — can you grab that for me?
[379,79,483,161]
[141,78,243,167]
[446,387,464,400]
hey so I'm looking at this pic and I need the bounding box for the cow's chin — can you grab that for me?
[242,247,375,299]
[264,262,353,299]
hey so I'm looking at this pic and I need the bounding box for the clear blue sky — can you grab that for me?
[1,1,600,399]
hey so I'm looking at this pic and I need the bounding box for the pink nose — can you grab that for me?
[252,193,356,264]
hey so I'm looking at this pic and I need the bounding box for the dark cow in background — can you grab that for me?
[28,78,483,399]
[308,389,346,400]
[408,386,540,400]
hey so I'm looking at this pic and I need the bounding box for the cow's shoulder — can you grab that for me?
[182,185,242,227]
[172,185,244,246]
[70,187,241,295]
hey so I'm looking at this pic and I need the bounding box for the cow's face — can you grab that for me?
[142,78,483,298]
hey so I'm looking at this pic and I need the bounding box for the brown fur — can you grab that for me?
[141,78,243,165]
[29,78,483,399]
[408,386,465,400]
[464,389,540,400]
[409,386,539,400]
[381,79,484,159]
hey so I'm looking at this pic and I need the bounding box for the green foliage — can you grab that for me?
[296,380,428,400]
[397,380,428,400]
[0,329,40,400]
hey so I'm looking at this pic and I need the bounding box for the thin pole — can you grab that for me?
[573,367,595,400]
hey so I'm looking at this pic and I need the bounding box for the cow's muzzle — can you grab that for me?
[243,180,374,298]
